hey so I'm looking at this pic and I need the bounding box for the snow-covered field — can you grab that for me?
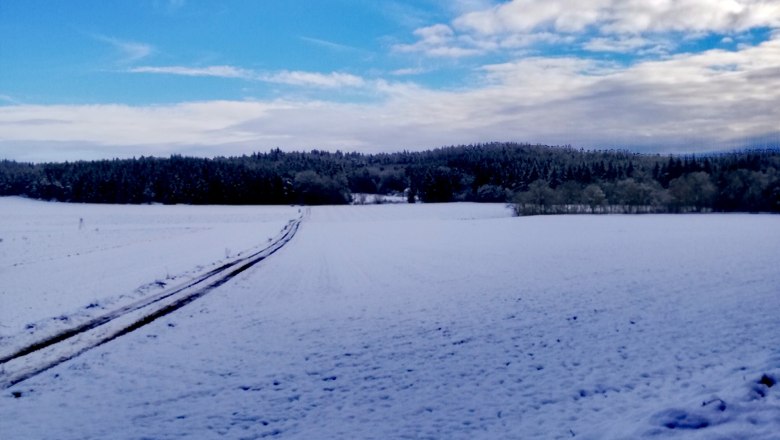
[0,197,298,355]
[1,199,779,439]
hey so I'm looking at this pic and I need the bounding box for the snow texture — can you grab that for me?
[0,197,297,356]
[1,199,779,439]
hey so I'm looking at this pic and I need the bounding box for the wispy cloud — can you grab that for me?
[0,94,22,105]
[129,65,368,89]
[378,1,440,29]
[167,0,185,11]
[129,65,253,79]
[258,71,367,88]
[582,36,671,54]
[299,36,363,53]
[152,0,185,14]
[92,34,154,63]
[390,67,429,76]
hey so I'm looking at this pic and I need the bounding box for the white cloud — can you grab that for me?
[259,71,367,88]
[455,0,605,34]
[2,35,779,161]
[498,31,571,48]
[299,36,365,53]
[0,101,285,149]
[583,36,668,53]
[393,24,489,57]
[130,65,253,79]
[92,35,154,63]
[398,0,780,58]
[455,0,780,35]
[390,67,429,76]
[129,65,368,89]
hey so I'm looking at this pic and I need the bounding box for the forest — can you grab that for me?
[1,143,778,214]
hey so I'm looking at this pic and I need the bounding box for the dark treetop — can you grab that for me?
[1,143,778,213]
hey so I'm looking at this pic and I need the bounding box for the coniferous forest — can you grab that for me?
[1,143,778,214]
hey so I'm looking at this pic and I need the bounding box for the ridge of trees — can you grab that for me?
[0,143,778,213]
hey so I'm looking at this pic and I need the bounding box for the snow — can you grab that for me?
[0,197,298,356]
[1,200,779,439]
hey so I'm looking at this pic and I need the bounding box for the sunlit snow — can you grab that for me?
[1,198,778,439]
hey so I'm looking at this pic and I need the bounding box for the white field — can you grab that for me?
[0,197,298,354]
[1,198,779,439]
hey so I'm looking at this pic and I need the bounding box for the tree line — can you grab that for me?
[0,143,778,213]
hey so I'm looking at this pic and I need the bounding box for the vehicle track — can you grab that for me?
[0,215,303,389]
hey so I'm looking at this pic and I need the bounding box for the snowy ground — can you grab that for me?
[0,197,298,356]
[1,200,779,439]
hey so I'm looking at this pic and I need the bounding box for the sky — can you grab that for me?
[1,0,780,162]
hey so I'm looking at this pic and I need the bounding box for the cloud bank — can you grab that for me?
[2,0,779,161]
[3,32,780,162]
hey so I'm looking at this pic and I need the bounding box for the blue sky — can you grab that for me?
[1,0,780,161]
[1,0,469,104]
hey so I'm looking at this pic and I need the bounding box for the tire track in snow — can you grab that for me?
[0,214,304,389]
